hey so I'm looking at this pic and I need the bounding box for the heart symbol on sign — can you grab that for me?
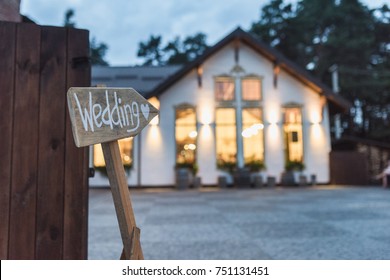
[140,104,150,120]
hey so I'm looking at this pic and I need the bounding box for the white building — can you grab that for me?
[90,27,350,187]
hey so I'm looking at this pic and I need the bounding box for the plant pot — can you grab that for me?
[281,171,296,186]
[175,168,193,189]
[253,175,263,188]
[267,176,276,187]
[218,176,227,188]
[193,176,202,188]
[233,168,251,188]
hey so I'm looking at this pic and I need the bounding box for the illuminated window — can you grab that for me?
[215,75,264,170]
[242,78,261,100]
[242,108,264,164]
[175,106,197,165]
[93,137,133,168]
[216,108,237,166]
[215,77,235,101]
[283,107,303,163]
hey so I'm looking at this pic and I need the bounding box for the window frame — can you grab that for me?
[174,104,198,166]
[214,76,236,103]
[282,104,304,164]
[214,74,265,169]
[241,107,265,165]
[215,107,238,168]
[241,75,263,102]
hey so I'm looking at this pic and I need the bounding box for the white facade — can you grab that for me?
[90,29,347,187]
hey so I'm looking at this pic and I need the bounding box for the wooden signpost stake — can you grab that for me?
[67,87,159,259]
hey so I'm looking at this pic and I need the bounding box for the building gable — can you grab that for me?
[147,27,350,112]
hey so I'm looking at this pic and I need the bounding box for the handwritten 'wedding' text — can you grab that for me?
[73,90,144,133]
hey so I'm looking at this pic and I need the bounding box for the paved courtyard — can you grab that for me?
[88,186,390,260]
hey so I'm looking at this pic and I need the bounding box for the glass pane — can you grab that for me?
[176,107,197,165]
[242,78,261,100]
[93,137,133,167]
[215,79,235,101]
[242,108,264,164]
[118,138,133,167]
[93,144,105,167]
[283,108,303,163]
[216,108,237,166]
[284,107,302,124]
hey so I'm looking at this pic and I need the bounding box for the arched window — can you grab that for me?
[175,105,197,166]
[283,106,304,163]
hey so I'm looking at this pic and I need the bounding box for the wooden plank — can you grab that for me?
[8,23,41,260]
[67,87,159,147]
[101,141,143,259]
[0,22,16,260]
[63,27,90,260]
[35,26,67,259]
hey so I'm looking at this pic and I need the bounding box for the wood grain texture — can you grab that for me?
[101,141,143,260]
[67,87,159,147]
[1,23,90,260]
[35,26,67,259]
[8,23,40,260]
[0,21,16,260]
[63,27,90,260]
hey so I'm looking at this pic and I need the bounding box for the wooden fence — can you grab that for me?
[329,151,369,185]
[0,22,90,259]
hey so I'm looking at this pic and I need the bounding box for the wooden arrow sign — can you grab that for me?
[67,86,158,260]
[67,87,159,147]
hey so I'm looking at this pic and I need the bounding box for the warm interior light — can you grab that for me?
[241,123,264,138]
[189,130,198,138]
[188,144,196,150]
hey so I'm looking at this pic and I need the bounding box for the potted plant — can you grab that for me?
[175,162,196,189]
[245,160,266,172]
[245,159,266,188]
[217,159,236,174]
[281,160,305,186]
[216,159,236,188]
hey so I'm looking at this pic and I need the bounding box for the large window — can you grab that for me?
[94,138,133,168]
[242,108,264,164]
[283,107,303,163]
[215,75,264,170]
[175,106,197,165]
[215,77,235,101]
[216,108,237,166]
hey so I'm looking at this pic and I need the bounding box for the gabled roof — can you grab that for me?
[147,27,351,112]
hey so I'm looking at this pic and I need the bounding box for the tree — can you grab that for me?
[63,8,76,27]
[182,33,209,61]
[90,37,109,66]
[137,35,164,66]
[250,0,390,141]
[63,8,109,66]
[137,32,209,65]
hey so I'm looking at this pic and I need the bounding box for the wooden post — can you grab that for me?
[101,141,143,259]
